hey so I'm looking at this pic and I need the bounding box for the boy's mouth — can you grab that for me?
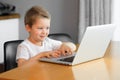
[40,36,46,38]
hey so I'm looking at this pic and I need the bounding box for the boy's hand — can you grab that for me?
[34,42,76,59]
[59,44,72,56]
[49,50,61,58]
[38,50,61,58]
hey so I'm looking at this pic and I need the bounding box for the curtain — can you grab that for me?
[78,0,112,43]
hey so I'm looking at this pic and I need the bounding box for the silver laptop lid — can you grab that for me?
[72,24,116,65]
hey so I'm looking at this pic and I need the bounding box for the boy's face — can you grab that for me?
[26,18,50,42]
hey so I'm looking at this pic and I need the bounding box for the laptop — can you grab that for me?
[40,24,116,65]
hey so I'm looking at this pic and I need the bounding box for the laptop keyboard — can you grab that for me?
[59,56,75,62]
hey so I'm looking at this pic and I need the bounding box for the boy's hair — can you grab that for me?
[24,6,51,27]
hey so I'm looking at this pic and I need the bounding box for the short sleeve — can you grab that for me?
[16,45,30,61]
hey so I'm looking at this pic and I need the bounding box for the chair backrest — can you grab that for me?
[48,33,73,42]
[4,40,23,71]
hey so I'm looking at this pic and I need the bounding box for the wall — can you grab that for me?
[1,0,79,43]
[111,0,120,41]
[1,0,120,42]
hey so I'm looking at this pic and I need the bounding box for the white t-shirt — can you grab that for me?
[16,37,62,60]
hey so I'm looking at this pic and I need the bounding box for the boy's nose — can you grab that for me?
[42,29,47,34]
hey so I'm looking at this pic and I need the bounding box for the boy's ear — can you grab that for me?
[25,24,31,32]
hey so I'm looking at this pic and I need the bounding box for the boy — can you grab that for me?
[16,6,75,67]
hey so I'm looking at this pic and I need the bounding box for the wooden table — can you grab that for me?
[0,41,120,80]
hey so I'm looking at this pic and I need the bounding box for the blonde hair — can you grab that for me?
[24,6,51,27]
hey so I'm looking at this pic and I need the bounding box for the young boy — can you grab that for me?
[16,6,75,67]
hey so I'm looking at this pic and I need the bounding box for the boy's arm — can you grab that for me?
[17,50,61,67]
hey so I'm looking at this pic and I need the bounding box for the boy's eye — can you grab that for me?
[37,27,50,30]
[46,27,50,30]
[37,28,43,30]
[38,28,43,29]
